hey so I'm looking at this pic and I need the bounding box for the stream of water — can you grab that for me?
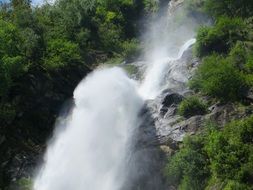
[33,2,200,189]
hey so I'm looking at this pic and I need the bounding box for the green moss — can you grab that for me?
[103,57,124,66]
[121,64,138,75]
[7,178,33,190]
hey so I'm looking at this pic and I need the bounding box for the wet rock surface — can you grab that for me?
[136,45,253,158]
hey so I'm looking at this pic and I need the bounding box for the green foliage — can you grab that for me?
[98,23,122,53]
[44,39,82,69]
[171,0,253,189]
[0,1,148,187]
[121,39,140,61]
[13,178,32,190]
[190,54,248,101]
[195,17,247,57]
[204,0,253,19]
[205,117,253,186]
[19,28,40,59]
[223,181,252,190]
[0,55,27,94]
[165,116,253,189]
[143,0,159,13]
[0,19,21,57]
[228,41,249,69]
[245,55,253,73]
[193,0,253,103]
[165,136,209,190]
[178,96,207,118]
[0,103,16,125]
[121,64,138,75]
[186,0,205,14]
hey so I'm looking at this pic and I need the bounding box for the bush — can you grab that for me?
[121,39,141,62]
[195,17,247,57]
[205,116,253,183]
[178,96,207,118]
[223,180,252,190]
[164,136,209,190]
[245,55,253,73]
[189,54,248,101]
[228,42,249,69]
[143,0,159,13]
[165,116,253,189]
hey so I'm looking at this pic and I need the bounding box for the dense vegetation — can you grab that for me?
[165,0,253,189]
[191,0,253,102]
[0,0,160,189]
[165,117,253,189]
[2,0,253,189]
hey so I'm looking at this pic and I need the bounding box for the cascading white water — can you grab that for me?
[33,40,195,190]
[33,68,143,190]
[33,1,202,189]
[138,38,196,99]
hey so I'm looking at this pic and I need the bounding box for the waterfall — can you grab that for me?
[138,39,196,99]
[33,1,201,190]
[33,42,195,190]
[33,68,143,190]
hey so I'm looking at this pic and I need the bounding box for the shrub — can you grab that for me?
[165,116,253,189]
[205,116,253,183]
[195,17,247,57]
[164,136,209,190]
[178,96,207,118]
[245,55,253,73]
[143,0,159,13]
[189,54,248,101]
[224,180,252,190]
[121,39,140,62]
[228,42,249,69]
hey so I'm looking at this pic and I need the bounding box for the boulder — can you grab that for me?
[162,93,184,107]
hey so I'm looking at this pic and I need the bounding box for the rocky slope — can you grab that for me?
[131,43,253,189]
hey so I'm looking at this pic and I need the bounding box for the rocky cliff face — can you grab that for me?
[128,42,253,189]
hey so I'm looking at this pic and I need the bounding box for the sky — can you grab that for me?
[1,0,54,6]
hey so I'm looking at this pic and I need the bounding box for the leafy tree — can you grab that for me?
[204,0,253,18]
[205,117,253,186]
[43,39,82,69]
[0,19,21,57]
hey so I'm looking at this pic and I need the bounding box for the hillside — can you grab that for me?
[0,0,253,190]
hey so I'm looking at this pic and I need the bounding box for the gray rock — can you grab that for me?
[162,93,184,107]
